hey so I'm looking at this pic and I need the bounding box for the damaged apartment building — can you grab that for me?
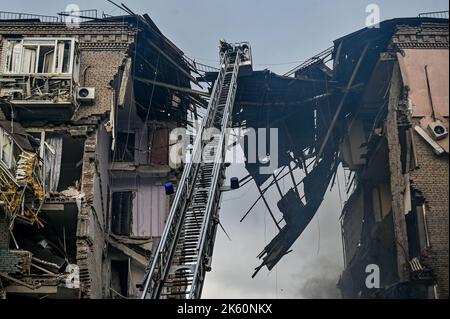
[334,18,448,298]
[222,15,448,299]
[0,12,203,298]
[0,8,447,300]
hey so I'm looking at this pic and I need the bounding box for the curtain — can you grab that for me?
[10,42,22,73]
[44,135,63,192]
[21,47,36,73]
[55,42,65,73]
[0,129,12,167]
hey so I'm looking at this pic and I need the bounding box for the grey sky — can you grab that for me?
[1,0,447,298]
[1,1,448,74]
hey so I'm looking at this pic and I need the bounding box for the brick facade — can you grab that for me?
[0,21,135,298]
[410,126,449,298]
[74,50,128,121]
[338,20,448,299]
[0,22,135,123]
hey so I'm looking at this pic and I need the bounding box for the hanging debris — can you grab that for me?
[0,122,45,228]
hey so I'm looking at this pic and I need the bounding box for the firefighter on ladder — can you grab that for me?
[219,38,232,67]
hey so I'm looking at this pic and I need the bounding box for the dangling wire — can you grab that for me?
[336,167,344,211]
[316,213,321,256]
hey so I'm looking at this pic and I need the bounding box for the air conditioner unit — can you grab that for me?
[428,121,448,140]
[76,87,95,101]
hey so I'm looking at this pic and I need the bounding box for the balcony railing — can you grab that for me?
[0,9,100,23]
[418,10,449,19]
[0,74,73,103]
[0,11,60,22]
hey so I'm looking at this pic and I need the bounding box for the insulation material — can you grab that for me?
[0,129,45,227]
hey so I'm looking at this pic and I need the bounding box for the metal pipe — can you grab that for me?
[31,263,55,275]
[315,43,369,166]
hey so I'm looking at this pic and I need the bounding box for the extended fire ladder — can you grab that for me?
[141,47,242,299]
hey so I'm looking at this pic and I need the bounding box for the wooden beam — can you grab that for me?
[0,272,40,290]
[315,43,369,165]
[237,92,332,107]
[107,236,149,267]
[41,204,65,211]
[117,58,132,108]
[5,285,58,294]
[136,51,162,77]
[142,37,201,87]
[134,76,210,97]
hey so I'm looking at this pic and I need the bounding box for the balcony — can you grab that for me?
[0,38,79,122]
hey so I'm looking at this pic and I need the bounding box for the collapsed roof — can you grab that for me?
[232,16,448,276]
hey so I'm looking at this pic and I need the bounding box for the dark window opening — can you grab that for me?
[30,132,84,193]
[106,186,111,231]
[58,134,84,192]
[111,192,133,236]
[406,209,421,259]
[110,260,129,298]
[406,190,427,259]
[113,132,135,162]
[37,46,55,73]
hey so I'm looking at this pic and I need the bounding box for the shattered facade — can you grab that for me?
[230,16,448,299]
[0,9,447,300]
[335,20,448,298]
[0,14,199,298]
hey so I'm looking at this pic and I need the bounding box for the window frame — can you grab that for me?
[113,131,136,163]
[110,191,134,236]
[0,127,14,169]
[2,37,77,75]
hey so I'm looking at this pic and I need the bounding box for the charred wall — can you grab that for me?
[410,121,449,298]
[337,19,448,299]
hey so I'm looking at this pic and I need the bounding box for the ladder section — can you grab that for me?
[141,50,240,299]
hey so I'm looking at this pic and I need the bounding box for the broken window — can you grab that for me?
[1,39,77,104]
[2,38,75,74]
[37,45,55,73]
[406,190,429,259]
[55,40,71,73]
[111,192,133,236]
[57,135,84,192]
[114,132,135,162]
[21,46,37,73]
[42,133,84,193]
[0,127,13,169]
[4,40,22,73]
